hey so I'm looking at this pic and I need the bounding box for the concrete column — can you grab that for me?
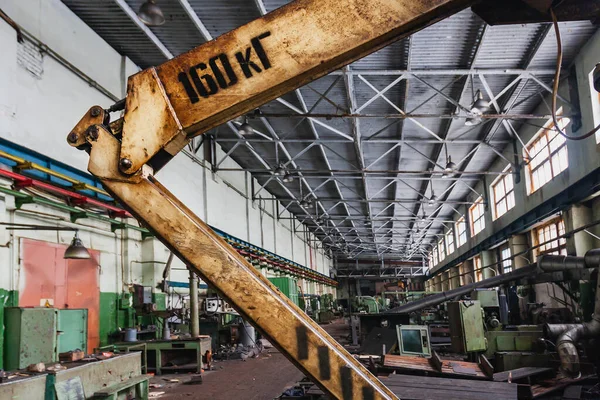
[462,259,475,285]
[434,275,442,292]
[509,234,529,269]
[189,269,200,337]
[481,250,498,280]
[567,204,595,256]
[441,271,450,292]
[449,267,461,290]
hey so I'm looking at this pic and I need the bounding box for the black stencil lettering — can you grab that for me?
[251,31,272,70]
[190,62,218,98]
[178,72,199,104]
[235,47,263,78]
[209,54,238,89]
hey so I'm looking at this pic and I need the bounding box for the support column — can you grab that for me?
[189,269,200,337]
[566,204,595,256]
[481,250,497,280]
[441,271,450,292]
[462,259,475,285]
[434,275,442,292]
[449,267,461,290]
[509,234,529,269]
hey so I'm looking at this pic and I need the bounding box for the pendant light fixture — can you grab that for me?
[238,117,254,136]
[138,0,165,26]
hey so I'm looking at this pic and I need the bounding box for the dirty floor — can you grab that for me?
[148,348,304,399]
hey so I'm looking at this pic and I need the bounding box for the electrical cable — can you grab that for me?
[550,9,600,141]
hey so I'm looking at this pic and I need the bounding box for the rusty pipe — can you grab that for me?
[545,249,600,377]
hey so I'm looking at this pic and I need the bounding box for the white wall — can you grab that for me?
[0,0,332,295]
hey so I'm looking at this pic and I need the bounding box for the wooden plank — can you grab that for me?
[493,367,554,382]
[388,386,516,400]
[383,355,488,378]
[383,374,517,393]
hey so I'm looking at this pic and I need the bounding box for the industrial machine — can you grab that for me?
[66,0,599,397]
[395,325,432,358]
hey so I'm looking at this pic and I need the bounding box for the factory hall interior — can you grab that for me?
[3,1,600,400]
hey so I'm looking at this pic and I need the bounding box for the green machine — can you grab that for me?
[447,300,486,353]
[268,277,299,306]
[4,307,88,370]
[352,296,380,314]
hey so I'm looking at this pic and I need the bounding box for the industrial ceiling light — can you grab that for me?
[138,0,165,26]
[428,188,437,206]
[300,197,312,208]
[273,163,286,176]
[64,232,91,260]
[465,116,483,126]
[471,90,490,114]
[282,172,294,183]
[0,223,91,259]
[443,144,456,177]
[238,117,254,136]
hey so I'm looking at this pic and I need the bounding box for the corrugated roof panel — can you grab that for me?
[124,0,206,55]
[61,0,168,68]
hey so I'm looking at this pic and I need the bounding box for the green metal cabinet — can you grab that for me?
[268,277,298,306]
[448,301,487,353]
[4,307,58,370]
[58,309,88,354]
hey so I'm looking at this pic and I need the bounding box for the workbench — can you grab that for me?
[111,336,211,375]
[0,353,146,400]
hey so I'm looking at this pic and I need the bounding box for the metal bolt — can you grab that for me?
[67,132,78,143]
[86,126,99,141]
[120,158,133,170]
[90,107,101,117]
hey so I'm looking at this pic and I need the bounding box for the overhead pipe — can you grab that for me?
[388,264,537,314]
[545,249,600,377]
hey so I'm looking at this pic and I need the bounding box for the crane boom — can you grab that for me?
[65,0,583,398]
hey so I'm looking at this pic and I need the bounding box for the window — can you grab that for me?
[445,229,455,255]
[438,239,446,262]
[456,217,467,247]
[433,247,439,266]
[474,256,483,282]
[534,218,567,257]
[469,197,486,237]
[428,256,433,271]
[525,116,570,193]
[501,247,512,274]
[492,167,515,219]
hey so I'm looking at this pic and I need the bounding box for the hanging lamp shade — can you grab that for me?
[470,90,490,114]
[138,0,165,26]
[64,232,91,259]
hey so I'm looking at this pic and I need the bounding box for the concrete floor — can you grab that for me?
[149,349,304,399]
[148,319,349,399]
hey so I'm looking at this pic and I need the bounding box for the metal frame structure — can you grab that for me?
[59,0,598,269]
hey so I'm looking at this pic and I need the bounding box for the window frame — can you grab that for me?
[469,197,486,237]
[438,238,446,262]
[491,166,515,220]
[474,256,483,282]
[533,218,567,258]
[524,115,570,194]
[500,246,512,274]
[445,229,455,255]
[456,216,467,248]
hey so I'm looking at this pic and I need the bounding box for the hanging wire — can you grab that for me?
[549,9,600,141]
